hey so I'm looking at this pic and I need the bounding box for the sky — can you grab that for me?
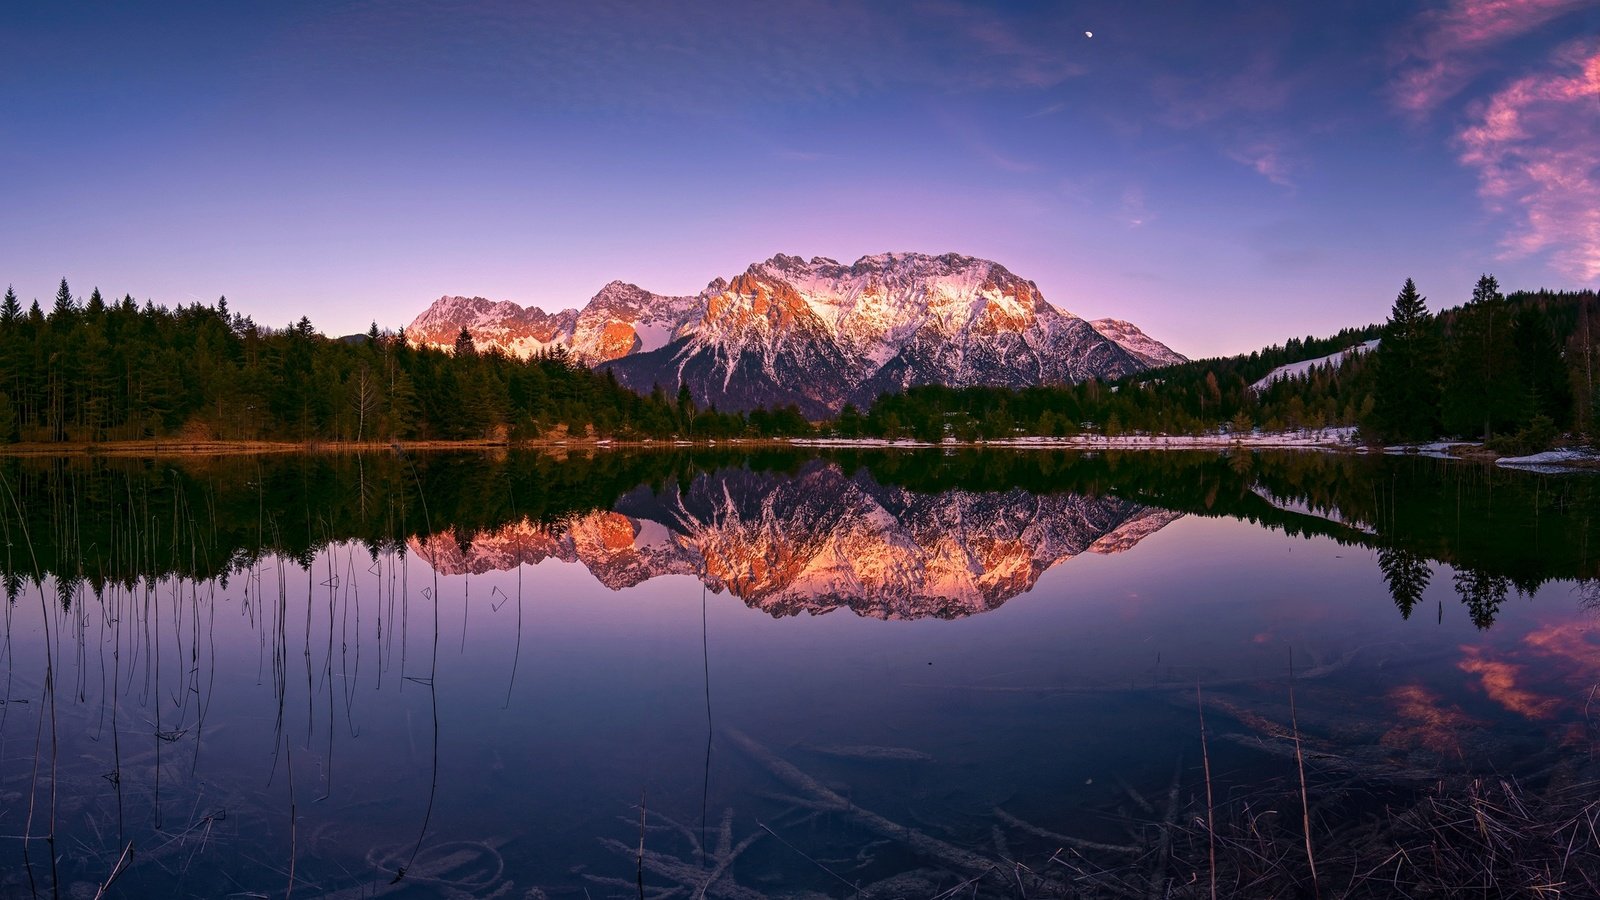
[1,0,1596,359]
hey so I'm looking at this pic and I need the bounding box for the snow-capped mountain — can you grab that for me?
[405,252,1186,414]
[568,281,700,365]
[406,295,579,358]
[407,461,1184,620]
[1088,318,1187,368]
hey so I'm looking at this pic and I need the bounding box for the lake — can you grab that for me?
[1,449,1596,898]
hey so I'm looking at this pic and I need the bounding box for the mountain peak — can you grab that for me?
[408,464,1185,619]
[1088,318,1187,368]
[406,252,1182,411]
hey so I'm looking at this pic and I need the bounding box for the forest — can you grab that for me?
[0,276,1592,448]
[0,280,809,443]
[850,280,1595,450]
[1,448,1591,630]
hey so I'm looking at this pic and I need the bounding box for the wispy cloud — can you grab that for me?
[1457,40,1600,282]
[1151,52,1293,129]
[278,0,1087,115]
[1391,0,1589,114]
[913,0,1087,90]
[1120,185,1153,229]
[1227,139,1297,189]
[938,120,1042,174]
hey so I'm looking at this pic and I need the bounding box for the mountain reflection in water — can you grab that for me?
[0,447,1596,630]
[2,448,1600,897]
[409,461,1184,618]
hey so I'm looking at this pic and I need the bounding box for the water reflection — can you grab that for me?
[410,461,1184,619]
[2,448,1593,629]
[0,448,1597,897]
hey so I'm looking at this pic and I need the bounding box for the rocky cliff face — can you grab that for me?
[404,252,1186,414]
[407,461,1184,619]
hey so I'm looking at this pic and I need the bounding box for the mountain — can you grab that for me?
[406,295,578,359]
[407,461,1184,620]
[1088,318,1186,368]
[567,281,700,365]
[405,252,1186,415]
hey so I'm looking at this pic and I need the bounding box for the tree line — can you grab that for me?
[844,281,1594,449]
[1368,276,1579,448]
[0,276,1591,447]
[6,448,1593,630]
[0,280,813,443]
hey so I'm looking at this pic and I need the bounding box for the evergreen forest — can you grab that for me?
[0,280,807,443]
[0,276,1592,449]
[848,278,1596,451]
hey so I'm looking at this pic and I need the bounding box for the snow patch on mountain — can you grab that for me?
[407,462,1185,619]
[405,295,578,358]
[406,252,1176,412]
[1250,340,1379,392]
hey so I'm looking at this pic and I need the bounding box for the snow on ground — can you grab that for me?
[792,428,1361,452]
[1251,340,1378,392]
[1381,441,1468,460]
[1495,448,1600,473]
[792,438,943,448]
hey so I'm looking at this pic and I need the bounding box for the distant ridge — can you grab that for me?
[406,252,1186,415]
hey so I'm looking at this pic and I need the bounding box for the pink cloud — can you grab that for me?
[1392,0,1589,114]
[1457,40,1600,282]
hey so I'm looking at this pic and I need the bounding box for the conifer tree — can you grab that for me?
[50,278,76,325]
[0,286,19,327]
[1511,304,1572,429]
[1371,278,1442,442]
[1378,546,1431,619]
[1444,275,1518,439]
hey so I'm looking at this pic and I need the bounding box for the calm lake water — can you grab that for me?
[0,449,1596,898]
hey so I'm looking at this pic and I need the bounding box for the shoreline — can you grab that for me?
[0,433,1592,469]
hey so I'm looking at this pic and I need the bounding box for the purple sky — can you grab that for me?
[2,0,1595,358]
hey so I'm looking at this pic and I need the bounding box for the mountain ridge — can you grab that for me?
[406,462,1186,619]
[405,252,1186,414]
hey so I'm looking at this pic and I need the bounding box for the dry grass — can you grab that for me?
[1150,776,1600,899]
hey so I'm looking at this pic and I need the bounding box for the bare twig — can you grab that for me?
[1198,684,1216,900]
[1288,649,1320,900]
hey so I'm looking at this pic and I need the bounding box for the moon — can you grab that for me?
[1084,30,1093,38]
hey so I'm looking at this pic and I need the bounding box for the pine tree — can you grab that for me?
[1378,546,1431,619]
[453,326,476,357]
[0,286,19,327]
[51,278,75,322]
[1444,275,1518,439]
[1371,278,1442,442]
[1511,304,1573,429]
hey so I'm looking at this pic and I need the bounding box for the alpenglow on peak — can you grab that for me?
[404,252,1185,415]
